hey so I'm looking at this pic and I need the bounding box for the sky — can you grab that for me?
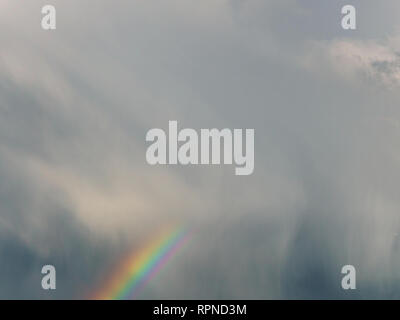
[1,0,400,299]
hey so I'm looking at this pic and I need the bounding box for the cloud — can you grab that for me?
[1,0,400,299]
[303,36,400,88]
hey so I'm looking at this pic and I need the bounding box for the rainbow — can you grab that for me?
[93,225,191,300]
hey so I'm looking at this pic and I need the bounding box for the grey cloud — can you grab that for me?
[1,0,400,299]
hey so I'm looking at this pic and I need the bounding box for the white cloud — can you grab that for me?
[303,37,400,88]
